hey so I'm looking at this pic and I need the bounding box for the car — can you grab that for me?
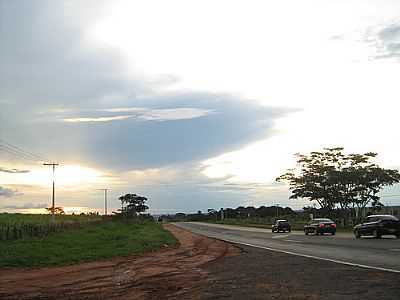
[353,215,400,239]
[272,219,291,233]
[304,218,336,235]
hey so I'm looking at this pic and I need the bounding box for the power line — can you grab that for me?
[0,145,40,162]
[0,139,47,163]
[0,138,46,160]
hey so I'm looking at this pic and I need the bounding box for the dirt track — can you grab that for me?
[0,224,239,300]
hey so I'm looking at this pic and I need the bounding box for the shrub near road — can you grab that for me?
[0,220,177,268]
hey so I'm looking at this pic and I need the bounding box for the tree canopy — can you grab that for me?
[276,147,400,211]
[118,193,149,217]
[46,207,65,215]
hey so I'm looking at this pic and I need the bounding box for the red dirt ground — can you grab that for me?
[0,224,239,300]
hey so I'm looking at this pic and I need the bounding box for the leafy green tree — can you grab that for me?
[277,147,400,213]
[118,193,149,217]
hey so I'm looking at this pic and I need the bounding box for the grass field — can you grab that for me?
[0,220,177,268]
[0,213,103,241]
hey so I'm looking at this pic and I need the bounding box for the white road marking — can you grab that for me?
[283,239,303,243]
[220,238,400,274]
[389,248,400,252]
[272,235,289,239]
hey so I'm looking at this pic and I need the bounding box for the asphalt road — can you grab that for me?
[176,222,400,273]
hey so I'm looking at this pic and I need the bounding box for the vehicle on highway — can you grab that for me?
[272,219,291,233]
[304,218,336,236]
[353,215,400,239]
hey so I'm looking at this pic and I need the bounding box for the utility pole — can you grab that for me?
[43,162,59,223]
[98,189,108,215]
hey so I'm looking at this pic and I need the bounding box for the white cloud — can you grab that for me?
[137,108,213,121]
[63,115,132,123]
[62,107,214,123]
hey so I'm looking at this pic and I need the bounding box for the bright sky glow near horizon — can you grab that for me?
[1,0,400,214]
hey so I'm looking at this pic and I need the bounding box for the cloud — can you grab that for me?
[369,23,400,60]
[63,115,132,123]
[0,1,294,172]
[0,186,21,197]
[61,107,214,123]
[137,107,214,121]
[0,167,30,174]
[1,203,47,209]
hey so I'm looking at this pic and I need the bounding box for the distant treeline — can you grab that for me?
[158,203,396,227]
[159,205,297,222]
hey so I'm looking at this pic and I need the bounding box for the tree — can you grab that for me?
[118,193,149,217]
[46,207,65,215]
[277,147,400,214]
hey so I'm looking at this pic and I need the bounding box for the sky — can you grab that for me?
[1,0,400,214]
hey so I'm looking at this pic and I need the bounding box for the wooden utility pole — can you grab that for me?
[43,162,59,223]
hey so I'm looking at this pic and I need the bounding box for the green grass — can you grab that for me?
[0,221,177,268]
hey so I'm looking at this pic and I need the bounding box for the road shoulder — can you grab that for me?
[202,243,400,300]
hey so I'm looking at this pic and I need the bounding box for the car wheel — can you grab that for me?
[305,230,309,235]
[354,230,361,239]
[395,234,399,239]
[331,232,335,236]
[288,229,291,233]
[372,229,381,239]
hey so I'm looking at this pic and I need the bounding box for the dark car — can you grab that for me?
[353,215,400,239]
[272,220,291,233]
[304,218,336,235]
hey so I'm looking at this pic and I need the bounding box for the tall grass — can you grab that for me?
[0,213,102,241]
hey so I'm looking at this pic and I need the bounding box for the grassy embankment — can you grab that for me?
[0,216,177,268]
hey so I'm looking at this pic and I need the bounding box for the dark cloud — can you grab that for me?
[0,1,294,171]
[0,167,30,174]
[0,186,20,197]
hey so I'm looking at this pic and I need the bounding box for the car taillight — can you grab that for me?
[319,223,325,228]
[331,223,336,228]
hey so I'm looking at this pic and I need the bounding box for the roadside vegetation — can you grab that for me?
[0,213,102,241]
[0,220,176,267]
[0,193,177,268]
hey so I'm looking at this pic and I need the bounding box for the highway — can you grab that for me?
[175,222,400,273]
